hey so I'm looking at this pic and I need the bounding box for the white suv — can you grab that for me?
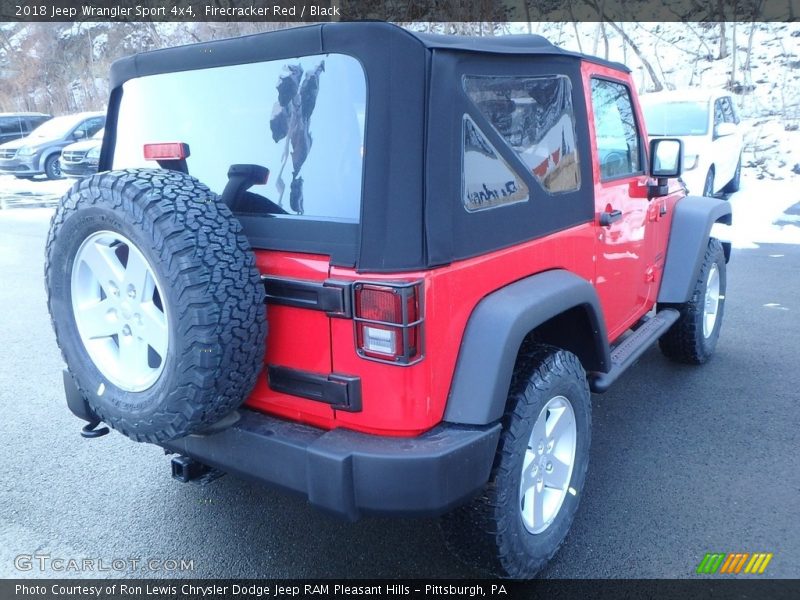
[640,89,743,197]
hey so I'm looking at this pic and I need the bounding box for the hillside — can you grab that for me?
[1,20,798,182]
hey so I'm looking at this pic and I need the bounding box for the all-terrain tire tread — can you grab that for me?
[658,238,725,365]
[45,168,266,443]
[440,345,590,578]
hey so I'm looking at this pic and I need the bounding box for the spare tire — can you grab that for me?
[45,168,267,443]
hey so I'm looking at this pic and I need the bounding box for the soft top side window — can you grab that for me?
[113,54,366,223]
[464,75,581,194]
[462,114,529,212]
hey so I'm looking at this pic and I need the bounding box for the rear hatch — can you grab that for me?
[109,52,367,428]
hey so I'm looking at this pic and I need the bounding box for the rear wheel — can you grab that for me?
[659,238,726,364]
[440,345,591,578]
[45,168,267,442]
[44,154,62,179]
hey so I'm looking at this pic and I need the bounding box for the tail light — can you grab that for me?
[143,142,190,161]
[354,281,423,365]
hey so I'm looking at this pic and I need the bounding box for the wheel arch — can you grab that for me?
[658,195,732,304]
[39,148,62,171]
[443,270,610,426]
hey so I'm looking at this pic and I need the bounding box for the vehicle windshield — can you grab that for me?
[28,115,86,139]
[92,128,104,140]
[642,101,709,136]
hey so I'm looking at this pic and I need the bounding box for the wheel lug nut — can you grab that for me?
[127,284,136,299]
[122,324,132,337]
[547,440,554,452]
[109,282,119,296]
[546,462,553,473]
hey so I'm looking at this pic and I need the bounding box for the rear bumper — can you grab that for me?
[62,371,500,520]
[161,409,500,520]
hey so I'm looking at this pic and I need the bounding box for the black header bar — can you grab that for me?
[1,0,797,22]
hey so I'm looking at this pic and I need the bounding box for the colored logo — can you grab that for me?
[696,552,773,575]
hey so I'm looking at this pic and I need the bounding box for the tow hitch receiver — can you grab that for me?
[171,455,223,485]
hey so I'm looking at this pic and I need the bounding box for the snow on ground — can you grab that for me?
[0,175,72,210]
[1,167,798,250]
[706,119,800,248]
[712,173,800,248]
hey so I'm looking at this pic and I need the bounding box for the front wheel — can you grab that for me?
[659,238,726,364]
[440,346,591,578]
[44,154,62,179]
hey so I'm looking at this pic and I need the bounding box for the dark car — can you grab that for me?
[0,111,104,179]
[59,128,104,178]
[0,112,52,145]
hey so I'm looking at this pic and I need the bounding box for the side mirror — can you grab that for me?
[648,138,683,198]
[650,138,683,178]
[714,122,737,138]
[73,130,86,140]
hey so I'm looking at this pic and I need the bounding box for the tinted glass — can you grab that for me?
[0,117,20,136]
[464,75,580,193]
[591,79,642,179]
[713,99,725,126]
[114,54,366,223]
[642,101,709,136]
[76,117,105,138]
[720,97,738,124]
[462,115,529,212]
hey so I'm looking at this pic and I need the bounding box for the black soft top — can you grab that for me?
[409,30,629,72]
[104,22,625,271]
[109,22,628,87]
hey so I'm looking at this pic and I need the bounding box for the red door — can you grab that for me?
[583,66,660,341]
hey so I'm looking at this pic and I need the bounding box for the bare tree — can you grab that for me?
[604,21,664,91]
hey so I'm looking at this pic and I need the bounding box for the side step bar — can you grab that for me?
[589,308,680,393]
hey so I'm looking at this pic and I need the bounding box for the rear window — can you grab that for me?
[113,54,366,223]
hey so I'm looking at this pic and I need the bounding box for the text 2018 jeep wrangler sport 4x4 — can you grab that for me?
[46,23,731,578]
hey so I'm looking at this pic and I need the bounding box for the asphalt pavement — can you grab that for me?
[0,203,798,579]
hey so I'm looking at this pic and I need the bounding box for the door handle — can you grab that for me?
[599,209,623,227]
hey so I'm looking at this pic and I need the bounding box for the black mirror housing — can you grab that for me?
[649,138,683,179]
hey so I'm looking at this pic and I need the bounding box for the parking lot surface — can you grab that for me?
[0,193,798,579]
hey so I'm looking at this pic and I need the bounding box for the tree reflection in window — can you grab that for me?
[590,79,642,179]
[464,75,581,193]
[462,115,529,212]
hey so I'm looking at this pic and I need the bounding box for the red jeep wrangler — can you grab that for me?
[46,23,732,578]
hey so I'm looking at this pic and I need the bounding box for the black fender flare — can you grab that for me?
[443,270,610,426]
[658,195,732,304]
